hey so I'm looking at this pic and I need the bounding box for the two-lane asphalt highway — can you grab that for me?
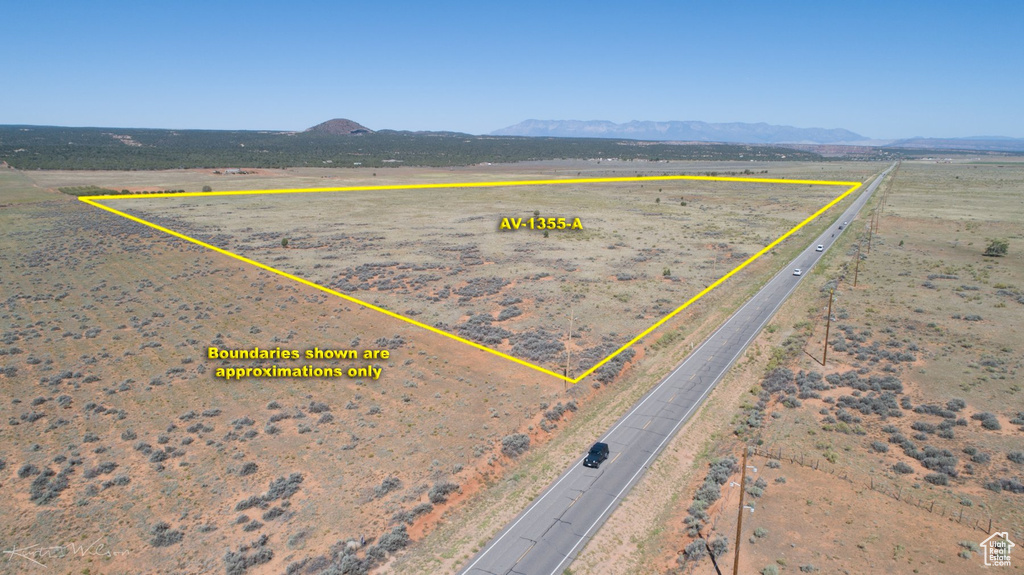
[459,166,894,575]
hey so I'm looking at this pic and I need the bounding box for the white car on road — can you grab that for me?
[816,245,824,252]
[793,269,802,276]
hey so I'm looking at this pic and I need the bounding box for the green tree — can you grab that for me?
[202,185,212,192]
[984,238,1008,257]
[281,238,289,248]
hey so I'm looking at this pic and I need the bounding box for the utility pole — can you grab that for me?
[823,289,833,366]
[564,303,574,390]
[732,448,749,575]
[853,245,861,287]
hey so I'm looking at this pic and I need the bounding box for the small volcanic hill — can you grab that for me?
[304,118,373,135]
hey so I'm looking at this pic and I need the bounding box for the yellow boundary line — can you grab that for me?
[79,175,862,384]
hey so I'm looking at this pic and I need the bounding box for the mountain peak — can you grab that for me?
[304,118,373,135]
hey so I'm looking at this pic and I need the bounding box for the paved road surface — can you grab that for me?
[459,166,894,575]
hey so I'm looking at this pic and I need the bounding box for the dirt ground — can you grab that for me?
[0,160,883,574]
[94,166,868,378]
[629,159,1024,575]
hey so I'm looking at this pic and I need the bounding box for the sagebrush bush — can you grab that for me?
[501,433,530,457]
[428,481,459,504]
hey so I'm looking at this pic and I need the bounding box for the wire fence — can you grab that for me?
[750,444,996,534]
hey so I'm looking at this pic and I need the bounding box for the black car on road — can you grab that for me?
[583,442,610,468]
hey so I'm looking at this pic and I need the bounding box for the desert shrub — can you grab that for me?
[265,473,304,501]
[501,433,530,457]
[428,481,460,504]
[101,475,130,489]
[911,421,936,434]
[375,525,410,553]
[236,496,263,511]
[762,566,780,575]
[240,462,258,476]
[29,466,73,504]
[150,522,183,547]
[984,238,1009,257]
[998,478,1024,493]
[308,401,331,414]
[496,306,523,321]
[708,536,728,557]
[893,461,914,474]
[83,461,118,479]
[919,446,958,476]
[120,429,137,441]
[766,460,781,469]
[946,398,966,412]
[684,539,708,560]
[914,404,955,419]
[754,527,768,538]
[374,475,402,499]
[1008,451,1024,464]
[924,473,948,486]
[707,456,738,484]
[800,565,818,573]
[972,412,1001,430]
[18,463,39,478]
[391,510,414,525]
[224,534,273,575]
[870,441,889,453]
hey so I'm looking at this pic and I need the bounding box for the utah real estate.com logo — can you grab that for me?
[981,532,1014,567]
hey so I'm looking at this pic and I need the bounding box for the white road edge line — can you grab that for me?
[546,169,888,575]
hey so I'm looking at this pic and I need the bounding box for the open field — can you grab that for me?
[0,161,882,574]
[580,159,1024,575]
[99,175,857,379]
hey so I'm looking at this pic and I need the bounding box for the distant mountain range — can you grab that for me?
[491,119,1024,152]
[492,119,869,145]
[885,136,1024,153]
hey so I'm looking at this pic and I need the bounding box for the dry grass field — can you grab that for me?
[104,177,850,380]
[596,159,1024,575]
[0,160,884,574]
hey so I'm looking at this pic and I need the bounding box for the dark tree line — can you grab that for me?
[0,125,826,170]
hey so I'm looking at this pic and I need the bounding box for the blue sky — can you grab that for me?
[4,1,1021,138]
